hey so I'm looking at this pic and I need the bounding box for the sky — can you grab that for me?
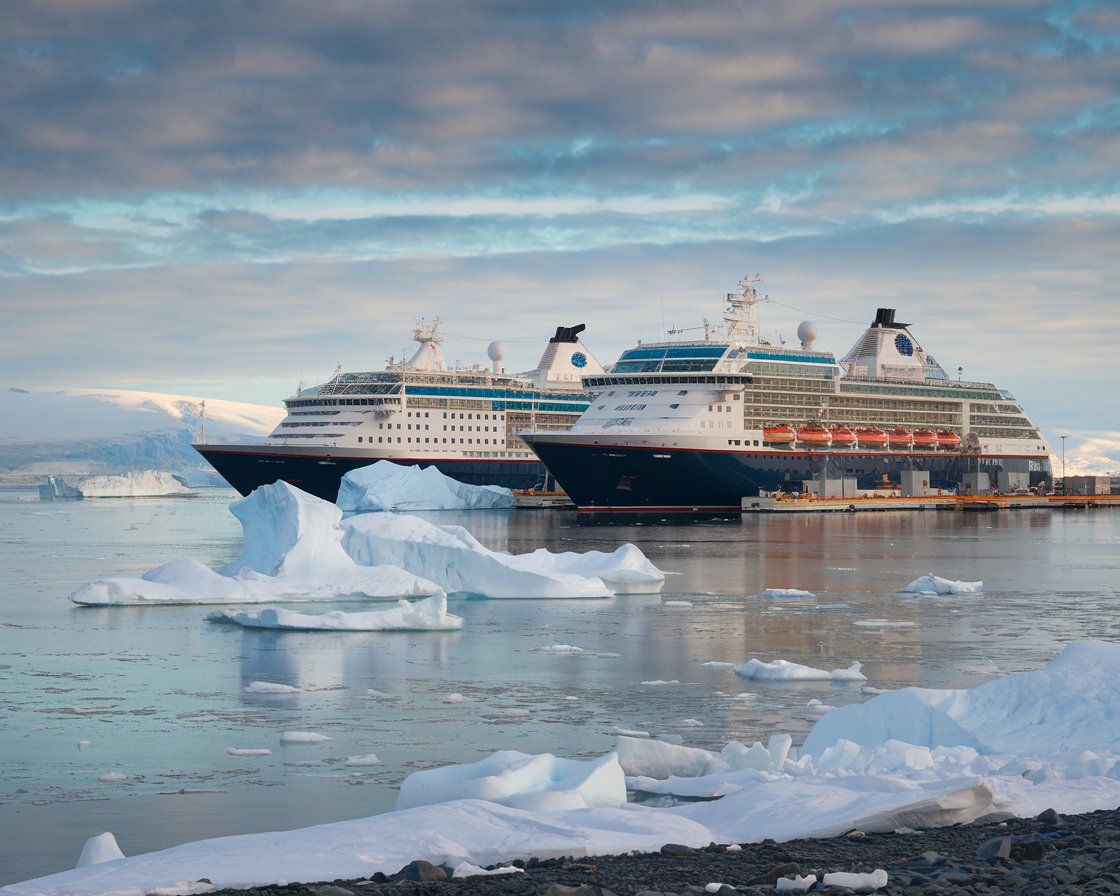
[2,0,1118,466]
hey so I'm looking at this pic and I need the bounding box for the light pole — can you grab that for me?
[1060,435,1068,494]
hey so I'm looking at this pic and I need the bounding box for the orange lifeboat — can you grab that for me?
[855,427,888,449]
[830,425,857,448]
[762,424,796,445]
[912,429,939,450]
[797,424,832,447]
[936,430,962,450]
[888,427,913,449]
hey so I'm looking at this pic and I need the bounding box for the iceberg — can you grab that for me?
[69,481,442,605]
[75,470,194,498]
[336,461,515,511]
[208,594,462,631]
[8,643,1120,896]
[342,512,664,598]
[733,658,866,682]
[900,574,983,594]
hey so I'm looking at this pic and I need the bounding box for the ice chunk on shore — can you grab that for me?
[209,594,462,632]
[343,512,663,598]
[900,574,983,594]
[76,470,193,498]
[75,833,125,868]
[336,461,515,511]
[397,751,627,812]
[733,658,866,682]
[69,482,443,605]
[802,640,1119,758]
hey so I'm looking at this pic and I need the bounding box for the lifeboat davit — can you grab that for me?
[763,424,796,445]
[888,427,913,449]
[855,427,888,449]
[797,424,832,447]
[912,429,939,450]
[936,430,962,450]
[830,425,857,447]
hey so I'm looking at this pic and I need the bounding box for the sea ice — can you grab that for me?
[900,574,983,594]
[279,732,332,745]
[11,642,1120,896]
[733,658,866,682]
[69,481,443,605]
[336,461,515,511]
[209,594,462,632]
[243,681,300,694]
[755,588,816,599]
[226,748,271,756]
[342,512,663,598]
[345,754,383,767]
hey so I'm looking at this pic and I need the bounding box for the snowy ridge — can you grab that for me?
[0,387,284,487]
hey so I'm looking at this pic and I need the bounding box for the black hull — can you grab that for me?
[525,439,1052,512]
[193,446,549,501]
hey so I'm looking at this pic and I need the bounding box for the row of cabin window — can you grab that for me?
[358,437,504,445]
[377,423,500,431]
[405,411,500,420]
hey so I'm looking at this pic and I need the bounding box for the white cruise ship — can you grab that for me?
[194,320,602,500]
[521,277,1052,513]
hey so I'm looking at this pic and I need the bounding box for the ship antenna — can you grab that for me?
[724,274,765,343]
[198,400,206,443]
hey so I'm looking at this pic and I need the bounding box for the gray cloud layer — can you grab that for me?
[1,0,1118,440]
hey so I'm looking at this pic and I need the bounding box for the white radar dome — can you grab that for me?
[486,341,505,363]
[797,321,818,350]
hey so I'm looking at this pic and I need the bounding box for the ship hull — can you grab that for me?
[194,444,549,501]
[523,437,1051,512]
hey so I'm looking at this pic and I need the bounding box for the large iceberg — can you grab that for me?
[336,461,516,511]
[8,642,1120,896]
[342,512,664,598]
[69,481,442,605]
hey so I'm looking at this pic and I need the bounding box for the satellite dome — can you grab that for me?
[797,321,818,350]
[486,341,505,362]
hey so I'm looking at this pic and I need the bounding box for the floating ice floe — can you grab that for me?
[755,587,816,599]
[12,641,1120,896]
[336,461,515,512]
[733,658,866,682]
[209,594,462,632]
[900,574,983,594]
[69,481,443,606]
[342,512,664,598]
[242,681,300,694]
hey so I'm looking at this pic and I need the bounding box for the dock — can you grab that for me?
[741,494,1120,514]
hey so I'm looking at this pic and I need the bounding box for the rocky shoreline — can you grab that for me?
[206,805,1120,896]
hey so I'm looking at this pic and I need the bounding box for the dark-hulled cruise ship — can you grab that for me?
[521,277,1052,513]
[194,320,602,501]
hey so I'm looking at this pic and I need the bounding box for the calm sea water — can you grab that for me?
[1,489,1117,884]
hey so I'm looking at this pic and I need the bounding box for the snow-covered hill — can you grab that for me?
[0,387,285,487]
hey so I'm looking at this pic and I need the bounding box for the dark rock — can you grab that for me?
[1037,807,1065,826]
[543,885,599,896]
[746,862,801,885]
[659,844,696,857]
[314,887,354,896]
[976,836,1012,860]
[1010,839,1047,861]
[392,860,447,882]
